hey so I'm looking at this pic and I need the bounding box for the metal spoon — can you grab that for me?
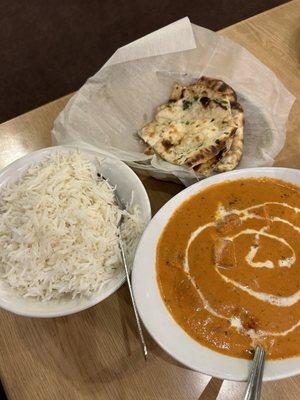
[243,346,265,400]
[101,175,148,360]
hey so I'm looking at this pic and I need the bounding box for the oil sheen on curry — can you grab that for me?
[156,178,300,359]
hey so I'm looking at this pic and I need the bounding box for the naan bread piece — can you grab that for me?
[170,76,237,104]
[193,137,233,176]
[185,78,244,175]
[193,156,218,177]
[139,96,237,168]
[140,76,243,172]
[194,103,244,175]
[214,103,244,172]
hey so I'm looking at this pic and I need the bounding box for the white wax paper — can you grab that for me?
[52,17,295,186]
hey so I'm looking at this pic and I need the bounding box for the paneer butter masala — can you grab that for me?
[156,178,300,359]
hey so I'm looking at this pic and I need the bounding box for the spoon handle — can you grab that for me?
[243,346,265,400]
[118,239,148,361]
[102,174,149,361]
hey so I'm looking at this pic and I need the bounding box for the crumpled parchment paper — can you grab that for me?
[52,17,295,186]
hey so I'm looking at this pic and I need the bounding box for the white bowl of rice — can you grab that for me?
[0,145,151,317]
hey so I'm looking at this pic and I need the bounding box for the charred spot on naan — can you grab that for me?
[161,139,173,152]
[193,157,219,177]
[193,145,230,176]
[200,96,210,107]
[197,76,238,104]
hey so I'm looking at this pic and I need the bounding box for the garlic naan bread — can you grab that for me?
[139,76,244,174]
[194,102,244,175]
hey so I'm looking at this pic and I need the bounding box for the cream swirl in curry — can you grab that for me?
[157,178,300,359]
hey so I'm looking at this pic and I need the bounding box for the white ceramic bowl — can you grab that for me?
[0,145,151,318]
[132,167,300,381]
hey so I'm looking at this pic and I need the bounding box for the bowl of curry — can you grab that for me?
[132,167,300,381]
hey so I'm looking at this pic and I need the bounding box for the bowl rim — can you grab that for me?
[132,167,300,382]
[0,145,151,318]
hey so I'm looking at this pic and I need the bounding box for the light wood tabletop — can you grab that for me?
[0,1,299,399]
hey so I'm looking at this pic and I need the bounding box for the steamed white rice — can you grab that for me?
[0,151,143,301]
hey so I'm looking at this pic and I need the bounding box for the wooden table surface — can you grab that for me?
[0,1,299,399]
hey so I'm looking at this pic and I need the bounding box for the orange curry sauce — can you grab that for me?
[156,178,300,359]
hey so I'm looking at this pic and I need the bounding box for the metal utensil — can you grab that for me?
[243,346,265,400]
[103,176,148,361]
